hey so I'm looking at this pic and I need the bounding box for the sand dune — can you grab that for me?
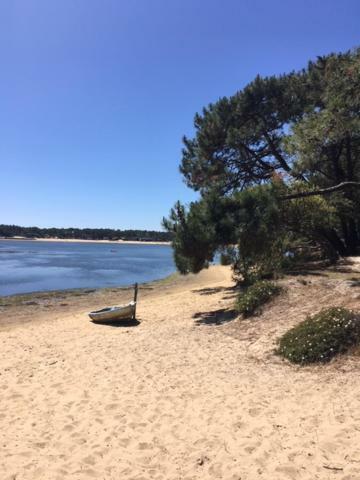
[1,265,360,479]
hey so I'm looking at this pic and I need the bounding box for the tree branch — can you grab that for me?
[281,181,360,200]
[262,130,292,172]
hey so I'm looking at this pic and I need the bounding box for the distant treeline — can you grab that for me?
[0,224,173,242]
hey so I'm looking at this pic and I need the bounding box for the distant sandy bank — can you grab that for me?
[0,236,171,246]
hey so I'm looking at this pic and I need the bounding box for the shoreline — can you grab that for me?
[0,237,171,246]
[0,266,225,331]
[1,264,360,478]
[0,270,178,302]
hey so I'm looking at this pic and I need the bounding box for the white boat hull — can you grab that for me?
[89,301,136,322]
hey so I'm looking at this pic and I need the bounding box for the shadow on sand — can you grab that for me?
[192,286,238,302]
[193,308,238,326]
[192,285,235,295]
[285,269,328,277]
[91,318,141,328]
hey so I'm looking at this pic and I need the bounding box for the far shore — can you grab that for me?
[0,236,171,246]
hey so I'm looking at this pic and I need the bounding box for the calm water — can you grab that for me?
[0,240,175,296]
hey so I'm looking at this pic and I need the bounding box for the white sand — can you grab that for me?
[1,265,360,479]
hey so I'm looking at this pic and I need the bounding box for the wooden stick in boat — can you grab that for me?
[133,283,138,320]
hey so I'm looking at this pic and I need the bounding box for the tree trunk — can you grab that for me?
[345,218,359,255]
[317,227,347,257]
[340,215,359,255]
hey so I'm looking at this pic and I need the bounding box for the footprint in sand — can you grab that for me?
[118,437,131,447]
[275,464,300,479]
[62,423,74,432]
[138,442,153,450]
[248,407,261,417]
[83,455,96,466]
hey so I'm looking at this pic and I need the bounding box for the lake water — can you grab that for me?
[0,240,175,296]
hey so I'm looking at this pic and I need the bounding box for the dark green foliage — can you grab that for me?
[231,186,286,283]
[220,254,232,266]
[163,201,216,274]
[0,224,173,242]
[277,307,360,364]
[286,51,360,255]
[180,73,309,196]
[163,182,340,281]
[165,48,360,279]
[163,185,287,280]
[220,247,236,266]
[235,281,281,317]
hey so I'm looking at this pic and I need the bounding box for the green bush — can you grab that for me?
[219,246,237,266]
[220,252,233,266]
[235,280,281,317]
[277,307,360,364]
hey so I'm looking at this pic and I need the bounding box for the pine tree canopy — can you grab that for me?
[164,48,360,279]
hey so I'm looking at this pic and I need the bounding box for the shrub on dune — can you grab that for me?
[277,307,360,364]
[235,280,281,317]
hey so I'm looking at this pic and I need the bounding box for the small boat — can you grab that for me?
[89,301,136,322]
[89,283,138,323]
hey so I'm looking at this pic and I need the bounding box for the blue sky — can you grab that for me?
[1,0,359,230]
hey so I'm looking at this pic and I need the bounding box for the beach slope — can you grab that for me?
[1,265,360,479]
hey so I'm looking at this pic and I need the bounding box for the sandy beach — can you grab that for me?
[1,264,360,479]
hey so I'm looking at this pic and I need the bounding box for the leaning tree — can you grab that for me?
[164,49,360,279]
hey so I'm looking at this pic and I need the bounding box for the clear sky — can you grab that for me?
[1,0,359,230]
